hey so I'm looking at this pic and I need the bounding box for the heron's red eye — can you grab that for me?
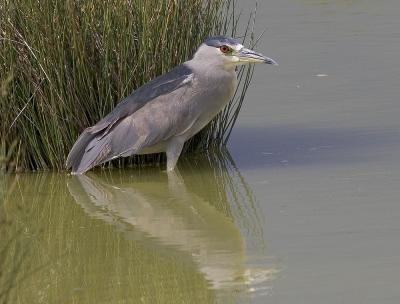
[220,45,230,54]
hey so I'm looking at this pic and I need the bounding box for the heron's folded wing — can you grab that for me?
[66,64,194,170]
[72,83,194,173]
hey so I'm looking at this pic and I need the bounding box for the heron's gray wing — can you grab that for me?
[74,83,194,174]
[66,64,194,172]
[88,64,193,134]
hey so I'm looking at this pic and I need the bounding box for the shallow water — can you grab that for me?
[2,154,277,303]
[2,0,400,303]
[229,0,400,302]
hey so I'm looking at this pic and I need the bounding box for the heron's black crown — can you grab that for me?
[204,36,240,47]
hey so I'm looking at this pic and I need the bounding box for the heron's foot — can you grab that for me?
[166,165,175,172]
[167,168,185,192]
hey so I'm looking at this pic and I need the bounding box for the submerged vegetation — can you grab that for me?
[0,0,256,172]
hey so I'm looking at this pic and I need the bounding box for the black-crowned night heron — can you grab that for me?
[66,36,277,174]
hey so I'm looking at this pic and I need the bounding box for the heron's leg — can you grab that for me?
[166,137,185,171]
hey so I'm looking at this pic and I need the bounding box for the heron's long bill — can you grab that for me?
[238,48,278,65]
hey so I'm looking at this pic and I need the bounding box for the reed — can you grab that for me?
[0,0,256,172]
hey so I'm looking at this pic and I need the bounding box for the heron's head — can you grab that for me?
[193,36,277,69]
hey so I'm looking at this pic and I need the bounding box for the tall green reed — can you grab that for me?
[0,0,256,172]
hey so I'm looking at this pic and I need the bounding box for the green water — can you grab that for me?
[1,153,277,303]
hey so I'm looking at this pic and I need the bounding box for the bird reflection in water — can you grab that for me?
[67,150,278,298]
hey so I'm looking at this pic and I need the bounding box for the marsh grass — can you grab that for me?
[0,0,256,172]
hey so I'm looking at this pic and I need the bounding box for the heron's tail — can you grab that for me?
[66,130,110,174]
[67,117,143,174]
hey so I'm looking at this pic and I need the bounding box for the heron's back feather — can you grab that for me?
[88,64,193,134]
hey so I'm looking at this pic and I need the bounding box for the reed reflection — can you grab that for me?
[68,151,275,296]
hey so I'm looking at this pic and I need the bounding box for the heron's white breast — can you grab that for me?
[180,67,237,139]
